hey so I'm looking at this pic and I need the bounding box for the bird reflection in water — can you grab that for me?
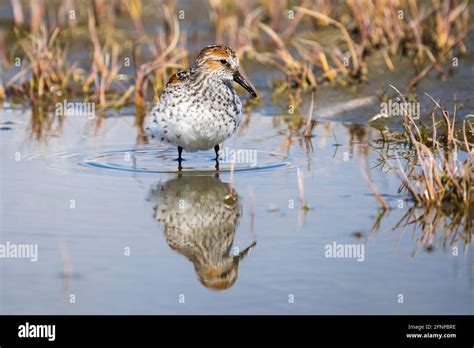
[148,175,256,290]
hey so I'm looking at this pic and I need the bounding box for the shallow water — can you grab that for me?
[0,93,472,314]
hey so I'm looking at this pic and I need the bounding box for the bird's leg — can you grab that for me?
[214,144,220,171]
[213,144,220,160]
[178,146,183,171]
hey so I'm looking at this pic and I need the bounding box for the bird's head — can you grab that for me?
[195,241,256,291]
[193,44,257,98]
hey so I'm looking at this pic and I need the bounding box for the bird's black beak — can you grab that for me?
[233,71,257,98]
[233,241,257,263]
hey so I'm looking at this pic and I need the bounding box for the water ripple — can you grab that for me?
[25,146,291,176]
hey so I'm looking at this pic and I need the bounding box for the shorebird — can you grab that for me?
[146,44,257,171]
[148,175,256,290]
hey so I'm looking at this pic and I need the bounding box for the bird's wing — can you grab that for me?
[166,69,190,86]
[145,69,191,138]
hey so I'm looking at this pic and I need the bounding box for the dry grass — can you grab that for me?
[391,89,472,211]
[366,90,472,251]
[7,26,82,99]
[1,0,472,112]
[367,87,472,246]
[206,0,471,110]
[132,4,189,107]
[363,172,390,211]
[297,166,311,211]
[367,202,471,256]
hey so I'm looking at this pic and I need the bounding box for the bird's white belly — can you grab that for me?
[169,111,236,152]
[148,95,242,152]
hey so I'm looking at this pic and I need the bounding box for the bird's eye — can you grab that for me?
[219,59,227,65]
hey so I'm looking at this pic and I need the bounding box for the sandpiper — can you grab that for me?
[149,175,256,290]
[146,44,257,170]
